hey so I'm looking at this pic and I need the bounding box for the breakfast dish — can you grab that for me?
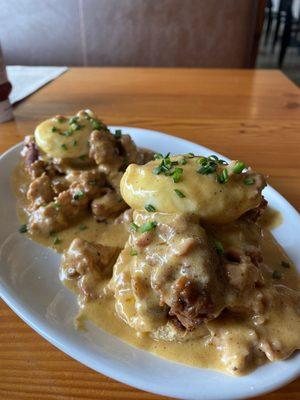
[17,109,153,239]
[13,111,300,377]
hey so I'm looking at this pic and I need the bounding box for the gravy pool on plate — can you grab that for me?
[14,110,300,376]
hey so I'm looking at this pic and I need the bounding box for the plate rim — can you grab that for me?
[0,126,299,400]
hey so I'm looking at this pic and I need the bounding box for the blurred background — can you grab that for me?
[0,0,299,84]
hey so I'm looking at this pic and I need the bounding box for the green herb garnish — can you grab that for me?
[79,224,87,231]
[55,117,65,123]
[172,167,183,183]
[140,221,157,233]
[91,119,102,130]
[217,168,229,184]
[179,157,187,165]
[272,270,282,280]
[281,261,290,268]
[115,129,122,138]
[73,190,84,201]
[130,222,139,232]
[62,129,73,137]
[198,164,217,175]
[71,123,83,131]
[153,166,162,175]
[188,152,194,158]
[233,161,246,174]
[145,204,156,212]
[51,126,58,133]
[61,143,68,151]
[72,140,78,147]
[244,177,255,185]
[52,202,60,210]
[130,249,138,256]
[197,156,220,175]
[152,153,184,180]
[174,189,185,198]
[68,116,79,124]
[214,240,224,255]
[53,237,61,245]
[19,224,28,233]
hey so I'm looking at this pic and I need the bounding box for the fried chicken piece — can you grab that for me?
[60,238,119,302]
[110,211,226,334]
[27,173,55,210]
[91,188,127,221]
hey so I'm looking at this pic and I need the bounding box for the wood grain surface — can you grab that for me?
[0,68,299,400]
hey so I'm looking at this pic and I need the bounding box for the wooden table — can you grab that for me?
[0,68,299,400]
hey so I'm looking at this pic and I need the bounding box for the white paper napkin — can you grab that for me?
[7,66,68,104]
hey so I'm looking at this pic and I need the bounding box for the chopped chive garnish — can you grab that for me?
[61,143,68,151]
[55,117,65,123]
[281,261,290,268]
[174,189,185,198]
[140,221,157,233]
[233,161,246,174]
[72,140,77,147]
[53,237,61,245]
[130,222,139,232]
[52,202,60,210]
[69,116,79,124]
[145,204,156,212]
[72,123,83,131]
[153,166,162,175]
[179,157,187,165]
[73,190,84,201]
[198,157,207,165]
[51,126,58,133]
[79,224,87,231]
[214,240,224,255]
[115,129,122,138]
[130,249,138,256]
[188,152,194,158]
[62,129,73,137]
[154,153,163,160]
[208,155,219,161]
[198,164,217,175]
[172,167,183,183]
[244,177,255,185]
[217,168,229,184]
[19,224,28,233]
[272,270,282,280]
[91,120,102,130]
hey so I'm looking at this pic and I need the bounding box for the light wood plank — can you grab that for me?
[0,68,299,400]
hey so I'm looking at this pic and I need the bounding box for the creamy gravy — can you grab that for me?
[13,163,300,375]
[76,230,300,374]
[12,163,129,251]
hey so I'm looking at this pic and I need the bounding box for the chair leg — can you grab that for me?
[264,7,273,46]
[272,13,282,52]
[279,9,292,67]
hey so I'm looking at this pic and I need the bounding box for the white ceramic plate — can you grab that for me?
[0,127,300,400]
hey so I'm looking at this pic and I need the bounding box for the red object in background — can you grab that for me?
[0,45,13,123]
